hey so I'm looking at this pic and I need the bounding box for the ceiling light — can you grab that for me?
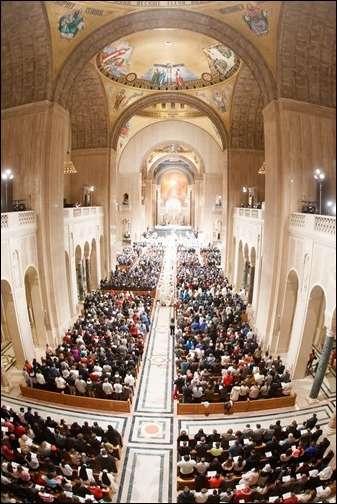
[165,41,172,46]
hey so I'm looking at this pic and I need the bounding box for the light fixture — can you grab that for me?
[2,168,14,181]
[314,168,326,181]
[1,169,14,212]
[63,160,77,174]
[314,168,326,215]
[258,161,265,175]
[242,186,248,193]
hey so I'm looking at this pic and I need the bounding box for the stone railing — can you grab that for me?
[63,206,103,220]
[289,213,336,243]
[1,210,36,232]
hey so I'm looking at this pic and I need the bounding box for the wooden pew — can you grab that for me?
[176,393,297,415]
[20,385,131,413]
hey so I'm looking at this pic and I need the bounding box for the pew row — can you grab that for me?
[20,385,131,413]
[176,393,297,415]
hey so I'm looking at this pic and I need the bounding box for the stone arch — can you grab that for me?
[53,9,276,110]
[112,93,228,151]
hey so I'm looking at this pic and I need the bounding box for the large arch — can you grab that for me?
[111,93,229,151]
[53,10,276,110]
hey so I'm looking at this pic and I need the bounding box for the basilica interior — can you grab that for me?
[1,1,336,503]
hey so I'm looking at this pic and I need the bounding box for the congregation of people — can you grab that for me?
[1,404,123,503]
[172,246,293,405]
[100,243,164,290]
[21,290,152,401]
[2,239,335,503]
[176,412,335,503]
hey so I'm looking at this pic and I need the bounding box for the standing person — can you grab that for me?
[170,317,176,336]
[306,349,316,371]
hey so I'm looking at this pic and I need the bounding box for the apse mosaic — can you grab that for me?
[96,31,240,91]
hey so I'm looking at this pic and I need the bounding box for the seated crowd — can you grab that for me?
[22,290,153,401]
[176,413,335,503]
[115,245,141,267]
[1,404,123,503]
[172,247,293,404]
[100,243,164,290]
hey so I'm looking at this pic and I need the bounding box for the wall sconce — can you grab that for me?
[258,161,265,175]
[314,168,326,215]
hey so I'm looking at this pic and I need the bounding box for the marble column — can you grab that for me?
[309,329,335,399]
[325,408,336,435]
[1,363,11,392]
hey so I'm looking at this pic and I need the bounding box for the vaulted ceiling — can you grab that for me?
[1,1,336,153]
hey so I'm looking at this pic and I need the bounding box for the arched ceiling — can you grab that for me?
[69,62,109,150]
[278,1,336,108]
[1,1,53,109]
[1,1,336,152]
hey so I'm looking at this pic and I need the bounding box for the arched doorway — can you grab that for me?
[65,251,74,317]
[294,285,326,378]
[90,238,98,290]
[99,235,105,282]
[1,280,24,368]
[75,245,84,301]
[84,241,91,294]
[24,266,45,347]
[278,270,299,354]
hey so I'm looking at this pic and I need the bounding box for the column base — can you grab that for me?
[325,425,335,436]
[2,385,12,393]
[305,395,320,404]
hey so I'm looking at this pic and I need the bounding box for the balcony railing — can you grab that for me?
[1,210,36,231]
[63,206,103,220]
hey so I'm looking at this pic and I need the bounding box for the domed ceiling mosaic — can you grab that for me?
[97,30,240,91]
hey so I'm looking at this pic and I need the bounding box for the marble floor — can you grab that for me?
[2,300,336,503]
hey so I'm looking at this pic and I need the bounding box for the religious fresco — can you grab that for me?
[44,0,279,149]
[160,172,188,206]
[58,8,86,40]
[97,34,240,91]
[242,3,269,36]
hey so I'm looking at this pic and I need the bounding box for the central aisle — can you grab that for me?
[117,304,175,503]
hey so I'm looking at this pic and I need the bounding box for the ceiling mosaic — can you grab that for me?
[96,31,240,91]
